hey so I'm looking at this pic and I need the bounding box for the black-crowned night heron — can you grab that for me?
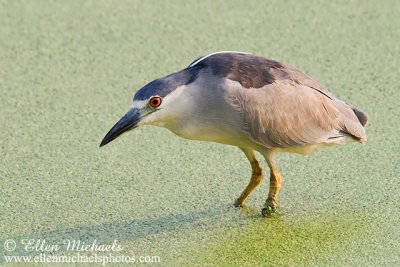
[100,51,368,216]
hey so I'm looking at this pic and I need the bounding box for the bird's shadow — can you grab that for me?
[1,204,260,258]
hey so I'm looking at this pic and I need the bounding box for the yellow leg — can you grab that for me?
[235,148,264,207]
[262,152,282,216]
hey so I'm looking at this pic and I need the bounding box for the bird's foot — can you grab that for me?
[261,198,278,217]
[234,198,244,208]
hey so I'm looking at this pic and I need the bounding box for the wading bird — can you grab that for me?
[100,51,367,216]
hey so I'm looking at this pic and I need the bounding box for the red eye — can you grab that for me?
[149,96,162,108]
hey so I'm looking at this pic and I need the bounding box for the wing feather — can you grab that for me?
[228,79,366,148]
[197,52,368,148]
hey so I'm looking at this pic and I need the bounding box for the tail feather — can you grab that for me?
[332,101,368,143]
[352,107,368,127]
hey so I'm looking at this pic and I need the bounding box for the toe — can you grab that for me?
[261,199,278,217]
[234,199,244,207]
[261,206,276,217]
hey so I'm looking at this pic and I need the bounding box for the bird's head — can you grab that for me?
[100,66,201,147]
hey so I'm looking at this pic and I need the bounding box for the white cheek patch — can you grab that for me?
[139,85,191,127]
[132,100,148,109]
[159,85,187,108]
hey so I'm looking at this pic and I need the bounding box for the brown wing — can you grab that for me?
[218,58,368,148]
[194,52,367,147]
[229,79,367,148]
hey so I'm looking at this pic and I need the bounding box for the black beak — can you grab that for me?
[100,108,141,147]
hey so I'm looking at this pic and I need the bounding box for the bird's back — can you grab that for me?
[189,52,368,152]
